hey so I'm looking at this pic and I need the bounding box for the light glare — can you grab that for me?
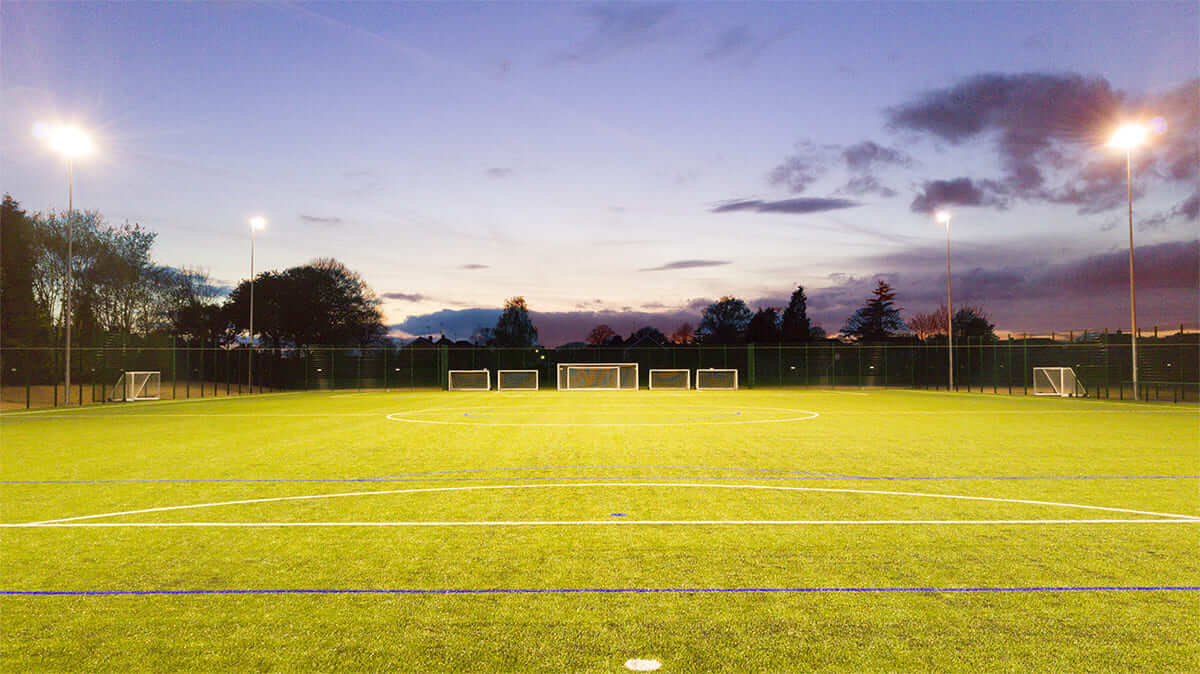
[250,216,267,230]
[34,123,95,158]
[1107,123,1147,150]
[935,210,951,225]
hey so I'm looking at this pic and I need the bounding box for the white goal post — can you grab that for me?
[108,371,161,401]
[1032,367,1085,397]
[556,363,638,391]
[497,369,539,391]
[695,368,738,391]
[447,369,490,391]
[648,369,690,390]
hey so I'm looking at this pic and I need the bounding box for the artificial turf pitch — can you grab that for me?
[1,389,1197,671]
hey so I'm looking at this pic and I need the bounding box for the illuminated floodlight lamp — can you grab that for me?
[250,216,267,231]
[1106,123,1147,150]
[33,122,95,159]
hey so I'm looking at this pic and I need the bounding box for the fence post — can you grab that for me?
[1022,334,1028,396]
[25,352,31,409]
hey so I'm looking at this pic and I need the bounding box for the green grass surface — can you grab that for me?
[2,389,1197,671]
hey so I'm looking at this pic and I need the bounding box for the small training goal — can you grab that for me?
[108,371,161,401]
[448,369,490,391]
[1032,367,1085,397]
[695,368,738,391]
[557,363,638,391]
[497,369,539,391]
[648,369,690,390]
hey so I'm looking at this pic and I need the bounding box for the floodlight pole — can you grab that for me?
[249,225,256,392]
[1125,148,1139,401]
[64,160,74,404]
[936,212,953,392]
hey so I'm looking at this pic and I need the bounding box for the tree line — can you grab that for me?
[1,195,386,350]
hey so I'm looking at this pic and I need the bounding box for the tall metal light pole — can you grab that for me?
[936,210,953,391]
[34,123,94,405]
[248,216,266,391]
[1107,124,1148,401]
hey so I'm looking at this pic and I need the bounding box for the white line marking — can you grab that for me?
[4,519,1198,528]
[27,483,1200,525]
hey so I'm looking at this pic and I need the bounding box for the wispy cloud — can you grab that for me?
[552,3,675,63]
[712,197,860,215]
[300,214,344,226]
[459,264,490,270]
[485,167,514,178]
[382,292,427,302]
[640,259,731,271]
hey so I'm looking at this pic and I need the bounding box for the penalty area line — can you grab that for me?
[3,586,1198,597]
[4,518,1200,528]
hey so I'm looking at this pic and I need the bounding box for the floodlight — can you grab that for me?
[34,123,94,159]
[1107,123,1147,150]
[935,210,951,225]
[250,216,267,230]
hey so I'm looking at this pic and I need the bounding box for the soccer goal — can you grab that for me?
[648,369,690,390]
[497,369,539,391]
[108,371,161,401]
[556,363,638,391]
[1033,367,1086,397]
[695,368,738,391]
[447,369,490,391]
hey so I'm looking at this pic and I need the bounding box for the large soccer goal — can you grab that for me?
[497,369,539,391]
[447,369,490,391]
[648,369,690,390]
[556,363,638,391]
[1033,367,1086,397]
[108,371,161,401]
[695,368,738,391]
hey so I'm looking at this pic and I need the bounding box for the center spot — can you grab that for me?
[625,659,662,671]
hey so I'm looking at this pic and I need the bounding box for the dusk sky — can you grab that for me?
[3,1,1197,345]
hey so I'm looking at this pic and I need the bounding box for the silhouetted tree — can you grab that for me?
[954,305,996,342]
[586,324,617,345]
[490,296,539,347]
[696,296,753,345]
[780,285,812,342]
[224,259,386,347]
[745,307,782,343]
[1,195,43,347]
[627,325,668,345]
[841,280,906,342]
[670,323,694,344]
[161,267,226,346]
[908,306,948,340]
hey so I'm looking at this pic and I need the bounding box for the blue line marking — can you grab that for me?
[3,586,1197,597]
[610,513,627,517]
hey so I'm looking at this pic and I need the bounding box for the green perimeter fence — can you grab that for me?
[3,332,1196,410]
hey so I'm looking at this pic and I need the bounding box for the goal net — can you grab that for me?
[557,363,638,391]
[497,369,538,391]
[648,369,690,390]
[695,368,738,391]
[448,369,490,391]
[108,371,161,401]
[1032,367,1085,397]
